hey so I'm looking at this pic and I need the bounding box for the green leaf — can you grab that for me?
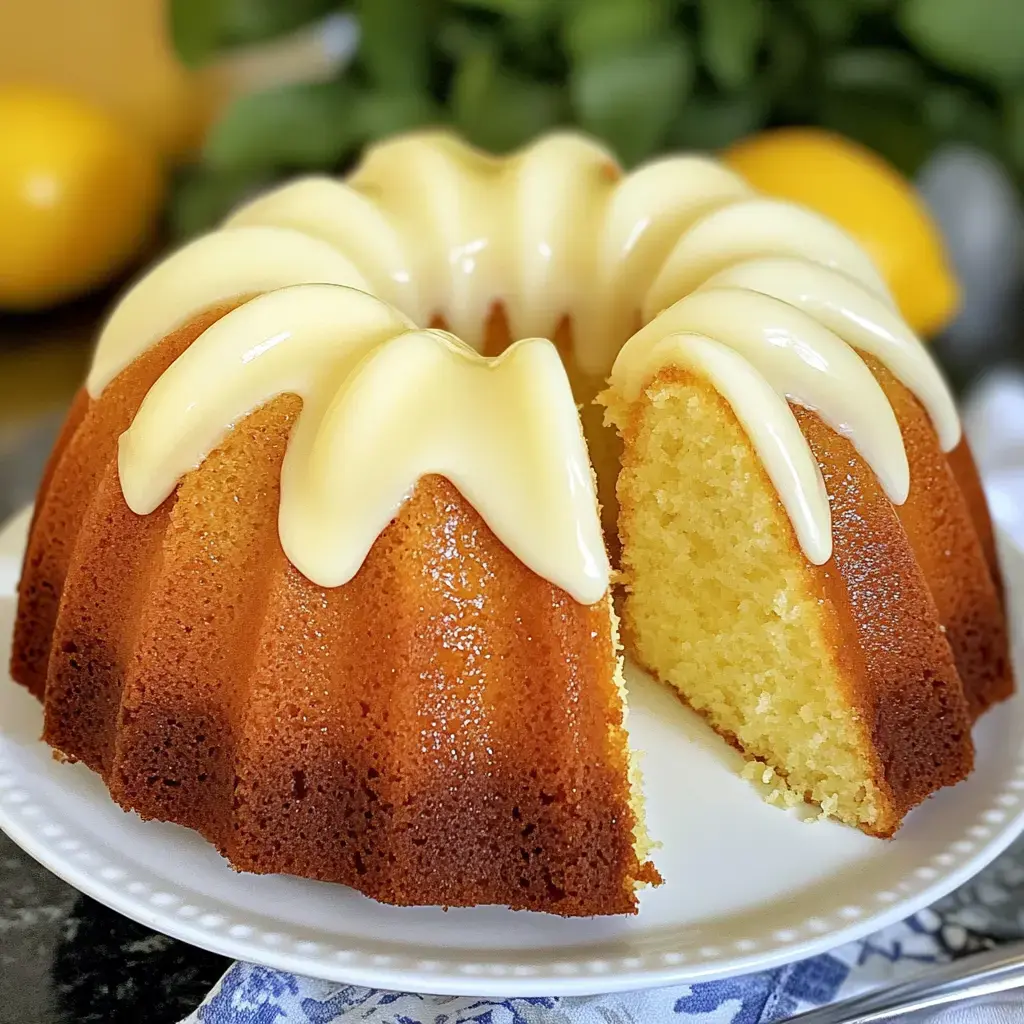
[452,43,565,152]
[793,0,857,43]
[571,34,694,165]
[899,0,1024,85]
[562,0,669,61]
[503,2,564,67]
[437,17,493,61]
[218,0,338,46]
[353,92,443,142]
[356,0,433,91]
[475,75,565,152]
[169,168,273,239]
[203,81,360,173]
[670,92,768,151]
[762,6,811,109]
[925,85,1002,153]
[823,49,927,100]
[451,0,550,15]
[1004,91,1024,170]
[818,92,933,176]
[451,41,496,127]
[168,0,222,67]
[700,0,765,91]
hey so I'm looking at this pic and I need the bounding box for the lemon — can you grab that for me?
[723,127,959,337]
[0,86,164,311]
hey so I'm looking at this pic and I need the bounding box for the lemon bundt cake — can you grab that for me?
[11,131,1011,913]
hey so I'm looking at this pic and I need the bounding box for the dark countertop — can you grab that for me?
[0,831,230,1024]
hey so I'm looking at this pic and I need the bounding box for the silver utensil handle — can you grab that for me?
[783,939,1024,1023]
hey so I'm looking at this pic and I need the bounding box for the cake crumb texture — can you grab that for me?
[611,368,975,837]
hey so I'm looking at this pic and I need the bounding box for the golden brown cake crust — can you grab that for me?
[13,319,656,917]
[947,438,1004,598]
[793,406,974,836]
[11,307,238,702]
[866,361,1012,719]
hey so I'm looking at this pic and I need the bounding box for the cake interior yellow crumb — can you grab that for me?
[604,375,887,832]
[606,578,658,889]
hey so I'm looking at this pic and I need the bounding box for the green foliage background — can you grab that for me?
[169,0,1024,237]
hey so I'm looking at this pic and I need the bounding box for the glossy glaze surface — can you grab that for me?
[119,286,608,603]
[92,129,960,570]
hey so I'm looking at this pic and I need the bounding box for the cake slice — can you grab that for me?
[601,310,975,837]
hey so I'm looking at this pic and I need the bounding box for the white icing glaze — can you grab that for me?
[347,131,510,341]
[94,128,962,586]
[643,198,896,322]
[119,284,608,605]
[226,176,421,318]
[699,256,961,450]
[610,287,910,515]
[285,325,609,603]
[593,155,752,374]
[89,226,371,397]
[511,134,614,350]
[631,332,832,564]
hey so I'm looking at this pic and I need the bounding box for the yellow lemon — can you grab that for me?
[0,0,209,161]
[723,127,959,338]
[0,86,164,311]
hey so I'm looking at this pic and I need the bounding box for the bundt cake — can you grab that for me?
[10,130,1012,914]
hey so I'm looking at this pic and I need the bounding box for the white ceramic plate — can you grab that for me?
[2,506,1024,997]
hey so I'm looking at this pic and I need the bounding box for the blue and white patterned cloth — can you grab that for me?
[181,374,1024,1024]
[182,834,1024,1023]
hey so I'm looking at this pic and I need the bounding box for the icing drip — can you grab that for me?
[346,132,512,340]
[119,284,609,606]
[89,226,371,397]
[610,287,911,509]
[225,176,421,317]
[699,257,960,451]
[92,128,961,587]
[593,155,752,374]
[634,333,832,564]
[643,198,896,321]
